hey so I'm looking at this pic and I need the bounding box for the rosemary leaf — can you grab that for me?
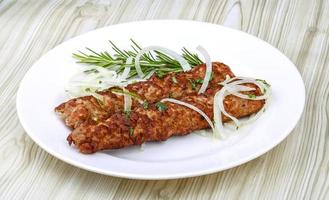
[73,40,204,79]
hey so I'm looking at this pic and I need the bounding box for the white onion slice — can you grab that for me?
[161,98,215,131]
[220,75,236,85]
[226,84,255,92]
[66,86,104,101]
[120,57,132,80]
[134,46,191,78]
[140,143,146,151]
[218,88,240,126]
[66,65,130,99]
[144,70,155,80]
[197,45,212,94]
[223,77,269,94]
[213,76,271,137]
[213,89,227,138]
[228,91,268,100]
[123,87,132,112]
[69,67,125,88]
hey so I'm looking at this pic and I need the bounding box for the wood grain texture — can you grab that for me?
[0,0,328,199]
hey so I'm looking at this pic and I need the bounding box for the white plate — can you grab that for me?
[16,20,305,180]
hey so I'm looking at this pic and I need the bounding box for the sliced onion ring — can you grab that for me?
[161,98,214,131]
[222,77,269,94]
[213,89,227,138]
[197,45,212,94]
[144,70,155,80]
[120,57,132,80]
[134,46,191,78]
[214,76,271,137]
[122,87,132,112]
[66,86,104,102]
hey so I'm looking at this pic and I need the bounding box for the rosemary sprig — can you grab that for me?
[72,39,203,79]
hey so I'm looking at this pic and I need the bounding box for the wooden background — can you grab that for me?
[0,0,328,199]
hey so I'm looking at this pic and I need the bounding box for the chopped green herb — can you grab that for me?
[98,80,102,84]
[189,79,197,90]
[189,78,204,90]
[172,76,178,84]
[155,102,167,112]
[256,79,271,87]
[124,110,131,118]
[83,69,99,74]
[248,94,257,99]
[142,101,149,109]
[169,92,173,98]
[129,127,134,136]
[155,71,166,78]
[111,88,140,99]
[85,88,91,92]
[195,79,203,84]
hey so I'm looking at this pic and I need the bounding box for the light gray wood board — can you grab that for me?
[0,0,328,199]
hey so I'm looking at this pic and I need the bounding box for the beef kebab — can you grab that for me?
[55,62,265,154]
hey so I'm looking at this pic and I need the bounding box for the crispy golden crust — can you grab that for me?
[68,85,264,154]
[55,62,234,129]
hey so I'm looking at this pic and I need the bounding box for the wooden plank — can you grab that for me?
[0,0,328,199]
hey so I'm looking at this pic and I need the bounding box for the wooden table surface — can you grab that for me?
[0,0,328,199]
